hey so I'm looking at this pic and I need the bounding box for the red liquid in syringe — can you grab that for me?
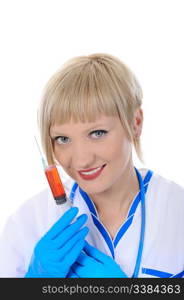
[44,165,67,205]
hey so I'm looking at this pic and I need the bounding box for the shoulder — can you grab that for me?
[1,188,53,244]
[0,174,75,277]
[141,168,184,217]
[1,168,75,241]
[147,169,184,201]
[8,170,75,234]
[0,188,52,277]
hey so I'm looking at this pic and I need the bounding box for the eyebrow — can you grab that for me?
[50,123,109,136]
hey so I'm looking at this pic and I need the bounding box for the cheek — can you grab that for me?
[110,139,132,162]
[53,146,67,165]
[53,145,60,160]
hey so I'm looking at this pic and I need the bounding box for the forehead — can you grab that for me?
[50,115,121,135]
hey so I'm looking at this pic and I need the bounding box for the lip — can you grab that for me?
[78,164,106,180]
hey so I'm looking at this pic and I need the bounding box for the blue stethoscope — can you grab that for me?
[132,167,146,278]
[70,167,147,278]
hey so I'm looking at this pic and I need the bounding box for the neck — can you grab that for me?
[89,164,139,215]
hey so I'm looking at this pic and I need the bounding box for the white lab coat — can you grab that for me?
[0,168,184,278]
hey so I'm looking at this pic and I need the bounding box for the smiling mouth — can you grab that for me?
[78,164,106,180]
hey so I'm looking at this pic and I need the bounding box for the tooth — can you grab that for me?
[81,167,101,175]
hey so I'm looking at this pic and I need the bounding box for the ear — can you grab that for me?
[132,108,143,139]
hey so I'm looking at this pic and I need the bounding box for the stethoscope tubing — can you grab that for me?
[132,168,146,278]
[69,167,146,278]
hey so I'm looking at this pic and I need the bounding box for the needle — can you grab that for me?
[34,135,47,170]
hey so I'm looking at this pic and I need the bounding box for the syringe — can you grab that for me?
[34,136,71,210]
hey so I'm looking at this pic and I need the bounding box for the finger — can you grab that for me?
[75,251,95,266]
[59,226,89,260]
[39,233,87,267]
[59,228,89,266]
[67,267,79,278]
[46,207,79,240]
[83,241,109,263]
[53,214,88,247]
[71,262,90,278]
[43,261,67,278]
[70,273,79,278]
[66,239,86,267]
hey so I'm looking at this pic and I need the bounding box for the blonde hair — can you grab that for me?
[37,53,143,165]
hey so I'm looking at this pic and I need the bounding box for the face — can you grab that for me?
[50,114,133,197]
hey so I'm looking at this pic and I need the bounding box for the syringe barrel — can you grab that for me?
[44,165,68,205]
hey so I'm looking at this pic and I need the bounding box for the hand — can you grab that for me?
[70,241,127,278]
[25,207,88,278]
[67,269,79,278]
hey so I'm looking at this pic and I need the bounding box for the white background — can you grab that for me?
[0,0,184,233]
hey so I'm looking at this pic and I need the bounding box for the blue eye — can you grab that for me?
[54,136,70,144]
[90,130,108,139]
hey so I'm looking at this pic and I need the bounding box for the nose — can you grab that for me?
[71,142,95,170]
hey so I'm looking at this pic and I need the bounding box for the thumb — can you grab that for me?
[84,241,110,263]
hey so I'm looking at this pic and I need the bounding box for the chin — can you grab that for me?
[81,181,111,196]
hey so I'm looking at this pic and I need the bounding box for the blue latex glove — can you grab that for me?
[70,241,127,278]
[25,207,88,278]
[67,269,79,278]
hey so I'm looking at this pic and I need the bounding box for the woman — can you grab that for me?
[0,53,184,278]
